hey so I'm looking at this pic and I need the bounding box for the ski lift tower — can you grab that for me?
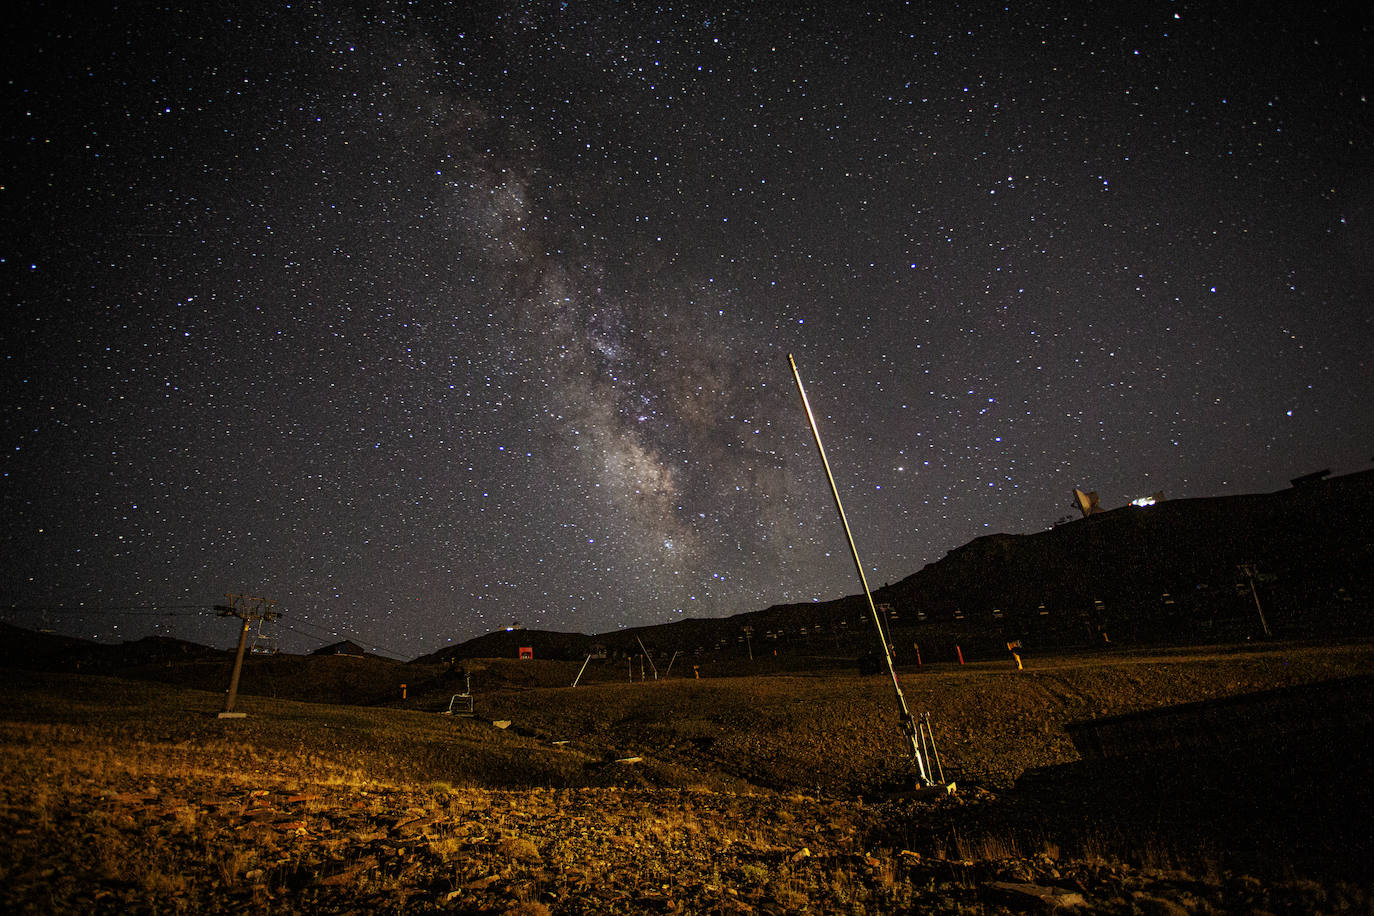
[215,594,279,718]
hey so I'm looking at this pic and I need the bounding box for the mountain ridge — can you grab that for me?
[418,467,1374,664]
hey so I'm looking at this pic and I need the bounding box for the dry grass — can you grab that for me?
[478,640,1374,792]
[1,642,1371,913]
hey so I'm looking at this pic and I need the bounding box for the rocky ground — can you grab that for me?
[9,779,1371,914]
[2,642,1371,914]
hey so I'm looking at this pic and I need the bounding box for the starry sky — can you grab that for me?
[4,2,1371,659]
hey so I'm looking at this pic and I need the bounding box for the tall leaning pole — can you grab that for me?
[788,354,932,786]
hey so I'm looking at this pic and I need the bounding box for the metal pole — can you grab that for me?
[1240,564,1272,638]
[788,354,932,785]
[224,616,251,713]
[923,713,946,784]
[636,637,659,680]
[572,654,592,687]
[1249,580,1271,637]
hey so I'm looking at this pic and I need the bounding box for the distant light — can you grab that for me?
[1131,496,1156,507]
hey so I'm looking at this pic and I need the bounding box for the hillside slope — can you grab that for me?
[2,640,1370,913]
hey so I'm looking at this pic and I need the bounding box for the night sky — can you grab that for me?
[4,3,1371,659]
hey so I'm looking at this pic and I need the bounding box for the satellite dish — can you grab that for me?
[1072,488,1102,517]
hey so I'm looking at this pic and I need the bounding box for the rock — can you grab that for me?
[984,880,1087,911]
[466,874,502,890]
[501,903,551,916]
[317,857,378,886]
[396,815,437,836]
[1130,893,1190,916]
[998,861,1036,883]
[497,836,542,863]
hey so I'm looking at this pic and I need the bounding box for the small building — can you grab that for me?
[518,646,534,660]
[313,640,366,658]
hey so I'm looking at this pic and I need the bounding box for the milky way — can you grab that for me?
[4,3,1370,657]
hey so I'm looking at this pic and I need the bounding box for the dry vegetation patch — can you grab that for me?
[2,642,1370,913]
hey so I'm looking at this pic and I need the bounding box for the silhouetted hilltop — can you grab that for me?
[422,469,1374,664]
[0,623,221,673]
[878,467,1373,648]
[412,628,594,666]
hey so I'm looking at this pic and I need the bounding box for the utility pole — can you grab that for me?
[216,595,279,718]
